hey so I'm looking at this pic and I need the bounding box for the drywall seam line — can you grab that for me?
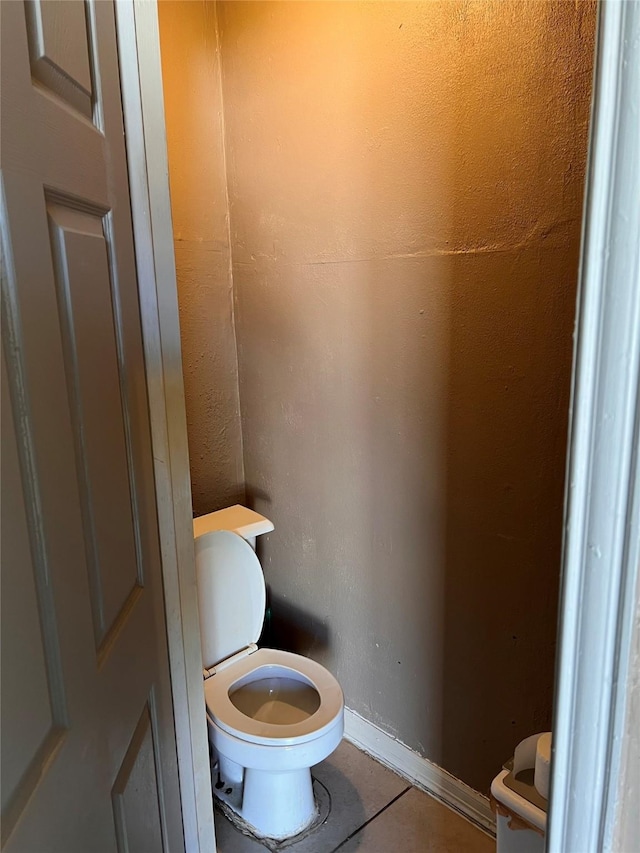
[343,707,496,838]
[211,0,245,494]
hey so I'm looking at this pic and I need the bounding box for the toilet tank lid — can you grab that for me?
[193,505,274,542]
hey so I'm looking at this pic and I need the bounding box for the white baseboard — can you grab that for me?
[343,707,496,837]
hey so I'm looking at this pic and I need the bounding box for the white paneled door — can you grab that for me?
[1,2,185,850]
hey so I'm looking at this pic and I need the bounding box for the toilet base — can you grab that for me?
[206,668,344,841]
[214,766,317,841]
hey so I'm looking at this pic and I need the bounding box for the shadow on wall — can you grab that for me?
[262,589,331,662]
[218,0,596,792]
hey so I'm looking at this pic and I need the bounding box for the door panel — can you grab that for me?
[24,0,93,117]
[112,703,165,853]
[47,201,141,647]
[0,2,185,850]
[0,352,67,824]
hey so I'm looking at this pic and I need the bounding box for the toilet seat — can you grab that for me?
[205,648,343,747]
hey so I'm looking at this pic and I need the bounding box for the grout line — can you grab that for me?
[344,709,496,836]
[328,786,412,853]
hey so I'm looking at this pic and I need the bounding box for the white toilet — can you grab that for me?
[194,505,344,841]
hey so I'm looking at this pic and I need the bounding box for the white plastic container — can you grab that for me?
[491,769,546,853]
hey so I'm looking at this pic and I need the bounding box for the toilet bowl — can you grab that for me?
[194,507,344,841]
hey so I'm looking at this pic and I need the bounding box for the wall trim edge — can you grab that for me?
[343,707,496,837]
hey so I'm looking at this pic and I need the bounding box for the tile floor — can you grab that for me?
[214,741,495,853]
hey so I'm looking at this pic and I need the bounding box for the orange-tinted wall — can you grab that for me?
[159,0,244,515]
[161,0,596,791]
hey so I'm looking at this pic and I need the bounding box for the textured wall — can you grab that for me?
[159,1,244,515]
[218,0,595,791]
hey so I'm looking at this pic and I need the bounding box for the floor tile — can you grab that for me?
[337,787,495,853]
[285,740,410,853]
[214,808,269,853]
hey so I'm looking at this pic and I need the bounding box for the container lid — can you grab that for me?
[195,530,266,669]
[193,505,274,542]
[491,770,547,833]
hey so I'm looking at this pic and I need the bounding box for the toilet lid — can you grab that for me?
[195,530,266,670]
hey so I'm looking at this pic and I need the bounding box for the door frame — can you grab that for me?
[115,2,639,852]
[114,3,216,851]
[547,1,640,850]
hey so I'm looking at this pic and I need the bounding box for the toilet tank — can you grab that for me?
[193,504,274,551]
